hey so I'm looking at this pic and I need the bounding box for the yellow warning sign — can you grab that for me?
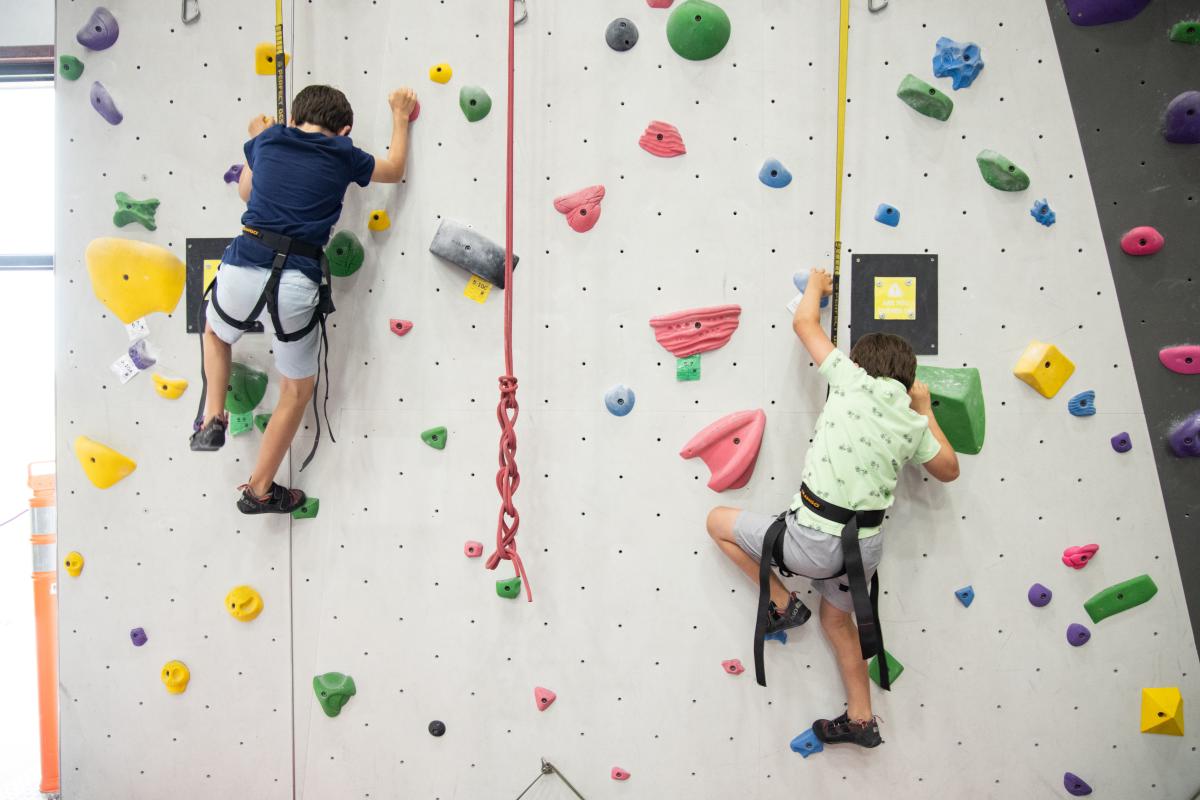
[464,275,493,304]
[203,259,221,293]
[874,277,916,320]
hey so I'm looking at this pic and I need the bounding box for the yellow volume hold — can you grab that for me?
[74,436,136,489]
[85,237,185,324]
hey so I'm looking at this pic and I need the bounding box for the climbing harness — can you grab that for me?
[868,0,888,13]
[274,0,287,124]
[753,484,890,690]
[182,0,200,24]
[513,0,528,25]
[513,759,585,800]
[829,0,851,352]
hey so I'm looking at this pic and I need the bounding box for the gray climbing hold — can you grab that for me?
[429,218,518,289]
[758,158,792,188]
[896,73,953,121]
[428,719,446,736]
[932,36,984,89]
[77,6,119,51]
[604,384,636,416]
[1163,91,1200,144]
[606,18,639,51]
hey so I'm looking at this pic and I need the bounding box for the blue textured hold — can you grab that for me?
[790,729,824,758]
[1067,390,1096,417]
[792,273,830,308]
[759,158,793,189]
[604,384,636,417]
[764,630,788,644]
[932,36,984,90]
[874,203,901,227]
[955,585,975,607]
[1030,199,1056,227]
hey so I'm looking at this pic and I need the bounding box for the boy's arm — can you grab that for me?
[792,268,835,366]
[371,88,417,184]
[909,380,960,482]
[238,114,274,203]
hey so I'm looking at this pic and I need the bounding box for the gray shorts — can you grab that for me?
[733,510,884,613]
[206,263,320,379]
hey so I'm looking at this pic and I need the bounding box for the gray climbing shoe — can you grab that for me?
[813,712,883,748]
[766,592,811,633]
[190,415,227,451]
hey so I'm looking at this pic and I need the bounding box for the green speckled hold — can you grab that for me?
[459,86,492,122]
[226,362,268,414]
[254,413,272,433]
[896,73,953,121]
[292,497,320,520]
[976,149,1030,191]
[496,577,522,599]
[1170,20,1200,43]
[112,192,160,231]
[421,426,448,450]
[1084,574,1157,623]
[667,0,731,61]
[326,230,364,277]
[868,649,903,687]
[313,672,356,717]
[58,54,85,80]
[229,411,254,437]
[915,365,985,455]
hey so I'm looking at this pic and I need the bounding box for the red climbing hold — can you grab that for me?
[553,185,605,233]
[1062,544,1099,569]
[1120,226,1164,256]
[649,304,742,358]
[390,319,413,337]
[409,100,421,122]
[680,409,767,492]
[534,686,557,711]
[639,121,686,157]
[611,767,631,781]
[647,0,674,7]
[722,659,745,675]
[1160,345,1200,375]
[464,540,483,558]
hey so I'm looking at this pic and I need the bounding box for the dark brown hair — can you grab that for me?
[849,333,916,389]
[291,85,353,133]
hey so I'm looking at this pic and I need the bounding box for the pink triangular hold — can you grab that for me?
[553,185,605,233]
[680,409,766,492]
[534,686,557,711]
[390,319,413,337]
[649,304,741,358]
[722,659,745,675]
[639,121,686,157]
[611,767,631,781]
[1061,544,1098,569]
[1159,345,1200,375]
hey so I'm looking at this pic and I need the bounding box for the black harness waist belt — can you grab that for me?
[753,484,890,690]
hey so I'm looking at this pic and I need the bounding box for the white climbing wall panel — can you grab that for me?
[54,1,1200,798]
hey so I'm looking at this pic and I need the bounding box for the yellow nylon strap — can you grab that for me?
[274,0,286,124]
[830,0,850,348]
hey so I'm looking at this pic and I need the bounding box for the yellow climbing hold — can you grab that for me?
[254,42,290,75]
[152,373,188,399]
[64,551,84,577]
[1141,687,1184,736]
[429,62,453,83]
[225,585,264,622]
[85,237,185,324]
[73,436,137,489]
[161,660,191,695]
[368,209,391,231]
[1013,340,1075,399]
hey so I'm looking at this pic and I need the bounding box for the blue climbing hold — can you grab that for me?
[790,728,824,758]
[1030,199,1056,227]
[932,36,984,90]
[1067,390,1096,417]
[765,630,788,644]
[792,273,830,308]
[955,585,975,607]
[604,384,636,417]
[758,158,792,189]
[874,203,900,227]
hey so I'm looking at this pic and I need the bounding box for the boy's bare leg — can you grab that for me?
[819,597,873,721]
[706,506,791,608]
[202,323,232,424]
[248,375,315,496]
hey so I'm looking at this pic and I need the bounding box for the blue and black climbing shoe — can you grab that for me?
[190,415,227,451]
[237,482,306,515]
[812,713,883,748]
[766,592,812,633]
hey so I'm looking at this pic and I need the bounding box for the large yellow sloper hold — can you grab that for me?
[74,436,137,489]
[85,238,185,324]
[1013,340,1075,398]
[1141,687,1184,736]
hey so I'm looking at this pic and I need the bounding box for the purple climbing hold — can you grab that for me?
[1168,410,1200,457]
[76,6,120,51]
[128,339,156,370]
[1063,0,1150,26]
[1066,623,1091,647]
[1028,583,1052,608]
[90,81,123,125]
[130,627,148,647]
[1064,771,1093,796]
[1110,432,1132,453]
[224,164,244,184]
[1163,91,1200,144]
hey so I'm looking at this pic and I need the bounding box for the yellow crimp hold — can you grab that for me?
[368,209,391,231]
[254,42,290,75]
[1013,340,1075,399]
[1141,687,1184,736]
[64,551,84,577]
[74,435,137,489]
[225,585,264,622]
[161,660,191,695]
[152,373,188,400]
[85,237,185,324]
[429,62,453,83]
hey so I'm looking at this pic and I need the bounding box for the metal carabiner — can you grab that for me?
[182,0,200,24]
[514,0,529,25]
[868,0,888,12]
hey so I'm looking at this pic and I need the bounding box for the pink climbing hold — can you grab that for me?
[647,0,673,7]
[1062,544,1099,569]
[722,659,745,675]
[680,409,767,492]
[390,319,414,337]
[1159,345,1200,375]
[1120,226,1164,256]
[534,686,557,711]
[611,767,631,781]
[464,540,483,558]
[553,185,605,233]
[639,121,686,158]
[649,304,742,358]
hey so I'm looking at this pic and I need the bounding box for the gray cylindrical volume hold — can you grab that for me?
[606,18,639,51]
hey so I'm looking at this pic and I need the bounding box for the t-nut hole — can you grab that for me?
[693,321,702,329]
[732,437,741,445]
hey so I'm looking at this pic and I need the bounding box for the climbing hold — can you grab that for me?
[313,672,356,717]
[789,729,824,758]
[161,660,191,695]
[976,149,1030,191]
[1159,345,1200,374]
[464,540,483,558]
[606,18,639,51]
[1030,199,1056,227]
[1013,340,1075,399]
[429,218,518,289]
[429,63,452,83]
[1170,20,1200,44]
[1067,390,1096,417]
[125,339,156,372]
[89,81,122,125]
[896,73,954,121]
[1066,622,1091,647]
[76,6,119,50]
[679,409,766,492]
[873,203,900,226]
[496,577,522,599]
[1120,225,1164,256]
[676,354,701,382]
[1164,91,1200,143]
[647,0,673,6]
[367,210,391,232]
[253,42,290,75]
[639,121,687,157]
[408,100,420,122]
[931,36,984,90]
[225,362,267,414]
[1062,544,1099,569]
[1084,574,1158,623]
[1064,772,1093,796]
[765,630,787,644]
[868,650,903,687]
[253,413,272,433]
[112,192,160,231]
[649,304,742,358]
[722,659,745,675]
[534,686,557,711]
[553,185,605,233]
[389,319,413,337]
[610,767,631,781]
[74,436,136,489]
[1064,0,1150,26]
[225,585,264,622]
[759,159,793,189]
[151,373,188,400]
[58,54,84,80]
[604,384,636,417]
[914,365,986,455]
[63,551,84,577]
[1141,687,1184,735]
[1110,432,1132,453]
[85,237,185,323]
[130,627,147,647]
[223,164,243,184]
[955,586,975,607]
[1169,410,1200,457]
[229,412,254,437]
[1028,583,1053,608]
[428,720,447,737]
[326,230,365,278]
[666,0,731,61]
[459,86,492,122]
[793,273,830,308]
[292,497,319,520]
[421,426,448,450]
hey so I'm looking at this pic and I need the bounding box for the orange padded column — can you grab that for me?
[27,462,59,795]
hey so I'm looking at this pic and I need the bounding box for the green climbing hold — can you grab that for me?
[868,649,904,687]
[1169,20,1200,44]
[254,413,272,433]
[112,192,160,231]
[226,362,268,414]
[915,365,985,455]
[229,411,254,437]
[1084,574,1158,624]
[313,672,356,717]
[896,73,954,121]
[326,230,365,277]
[976,149,1030,192]
[666,0,731,61]
[292,497,320,519]
[676,354,701,382]
[58,54,85,80]
[496,577,522,599]
[459,86,493,122]
[421,426,448,450]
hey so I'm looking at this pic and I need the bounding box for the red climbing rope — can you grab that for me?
[486,0,531,601]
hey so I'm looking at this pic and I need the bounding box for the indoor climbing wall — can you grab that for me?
[54,1,1200,798]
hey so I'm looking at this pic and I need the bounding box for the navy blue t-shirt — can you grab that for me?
[223,125,375,282]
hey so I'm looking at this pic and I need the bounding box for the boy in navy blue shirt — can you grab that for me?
[191,85,417,514]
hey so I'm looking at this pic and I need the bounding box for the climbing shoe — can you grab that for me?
[812,712,883,748]
[237,482,307,515]
[190,415,227,451]
[766,592,812,634]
